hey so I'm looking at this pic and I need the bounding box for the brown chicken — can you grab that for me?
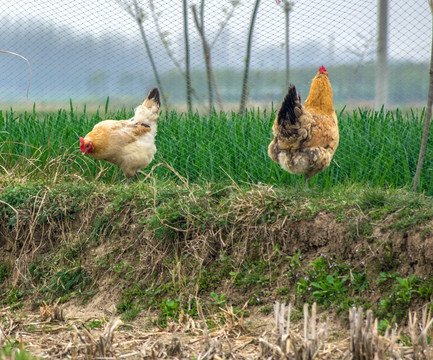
[79,88,160,180]
[268,66,339,186]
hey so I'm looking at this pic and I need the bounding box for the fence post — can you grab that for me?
[283,1,293,89]
[413,0,433,191]
[375,0,388,110]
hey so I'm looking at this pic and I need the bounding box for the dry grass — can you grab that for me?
[39,301,64,322]
[1,303,433,358]
[259,303,327,359]
[342,307,433,360]
[71,316,123,359]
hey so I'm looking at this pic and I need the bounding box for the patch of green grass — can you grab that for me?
[296,255,368,313]
[3,288,24,310]
[2,107,432,194]
[116,281,175,322]
[294,255,433,326]
[0,263,11,283]
[259,305,273,315]
[0,345,39,360]
[27,254,91,306]
[209,292,227,308]
[286,251,303,279]
[274,286,291,301]
[86,318,105,329]
[121,305,142,322]
[158,298,180,326]
[90,215,113,242]
[231,259,272,288]
[375,273,433,324]
[43,266,90,303]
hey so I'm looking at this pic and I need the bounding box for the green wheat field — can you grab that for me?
[0,104,431,193]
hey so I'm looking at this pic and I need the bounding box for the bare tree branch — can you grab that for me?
[210,1,239,49]
[149,0,184,73]
[116,0,167,107]
[149,0,203,109]
[345,31,375,102]
[191,3,224,115]
[183,0,193,112]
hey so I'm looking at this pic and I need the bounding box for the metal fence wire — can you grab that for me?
[0,0,430,111]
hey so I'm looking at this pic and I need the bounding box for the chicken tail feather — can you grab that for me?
[147,88,160,107]
[278,85,302,126]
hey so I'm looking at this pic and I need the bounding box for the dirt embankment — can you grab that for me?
[1,182,433,358]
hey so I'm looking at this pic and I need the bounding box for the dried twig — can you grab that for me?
[0,50,32,98]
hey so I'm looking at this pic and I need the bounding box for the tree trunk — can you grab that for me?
[191,4,213,116]
[200,0,223,110]
[238,0,260,115]
[374,0,388,110]
[132,0,167,107]
[413,2,433,191]
[183,0,192,113]
[149,0,203,108]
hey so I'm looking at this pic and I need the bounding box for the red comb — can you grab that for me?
[79,137,85,145]
[319,65,327,73]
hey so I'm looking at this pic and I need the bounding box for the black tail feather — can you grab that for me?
[278,85,301,126]
[147,87,160,106]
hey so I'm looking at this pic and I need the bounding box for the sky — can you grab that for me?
[0,0,430,105]
[1,0,430,62]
